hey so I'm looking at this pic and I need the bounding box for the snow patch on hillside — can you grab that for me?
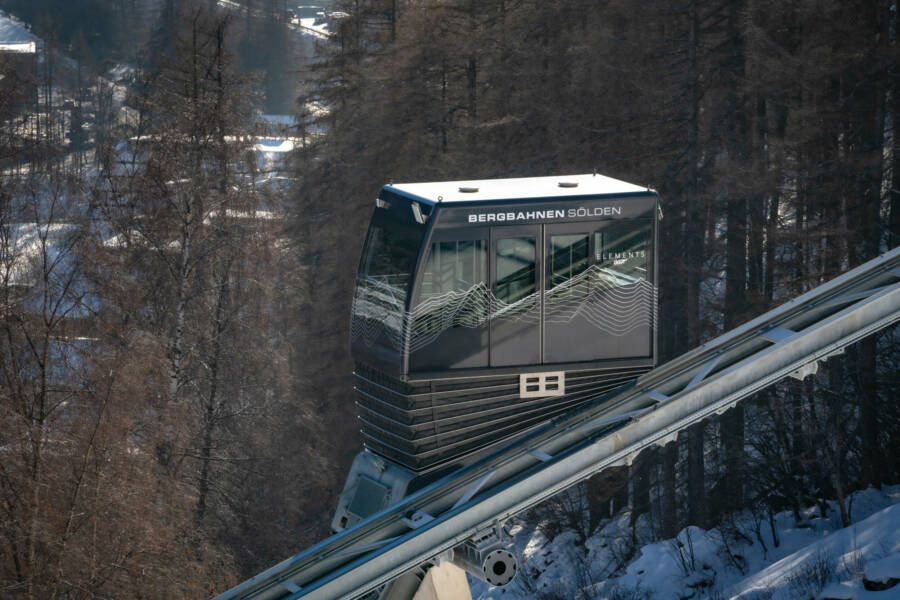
[470,485,900,600]
[731,499,900,600]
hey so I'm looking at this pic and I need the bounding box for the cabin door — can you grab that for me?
[543,220,655,362]
[490,226,542,366]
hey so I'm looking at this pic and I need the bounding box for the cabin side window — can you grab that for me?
[584,222,653,359]
[594,227,649,282]
[420,240,488,300]
[408,236,490,370]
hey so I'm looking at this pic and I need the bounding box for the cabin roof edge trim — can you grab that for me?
[384,174,655,204]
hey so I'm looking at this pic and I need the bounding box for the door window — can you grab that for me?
[548,233,590,299]
[495,238,537,307]
[491,234,540,367]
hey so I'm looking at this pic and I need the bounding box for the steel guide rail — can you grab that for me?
[214,247,900,600]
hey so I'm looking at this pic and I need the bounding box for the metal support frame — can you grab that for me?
[214,248,900,600]
[684,351,722,390]
[528,448,553,462]
[759,325,795,343]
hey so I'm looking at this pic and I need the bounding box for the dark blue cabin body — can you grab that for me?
[350,175,660,472]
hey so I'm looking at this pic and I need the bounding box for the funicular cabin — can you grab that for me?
[351,174,660,473]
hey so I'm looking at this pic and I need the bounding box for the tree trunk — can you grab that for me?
[170,214,191,404]
[722,406,745,510]
[197,262,230,520]
[721,0,749,516]
[661,441,678,538]
[587,467,628,532]
[684,0,703,352]
[686,422,706,528]
[629,449,653,527]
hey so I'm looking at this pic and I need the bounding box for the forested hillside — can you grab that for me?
[0,0,898,598]
[296,0,900,544]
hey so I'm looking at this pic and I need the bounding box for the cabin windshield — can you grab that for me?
[351,200,426,355]
[359,222,420,294]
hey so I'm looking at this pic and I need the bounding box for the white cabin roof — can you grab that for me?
[385,173,652,204]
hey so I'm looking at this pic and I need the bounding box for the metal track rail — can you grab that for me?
[215,247,900,600]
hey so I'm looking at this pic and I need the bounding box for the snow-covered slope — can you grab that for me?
[729,500,900,600]
[469,485,900,600]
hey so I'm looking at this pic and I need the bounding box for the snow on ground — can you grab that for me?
[469,485,900,600]
[865,555,900,587]
[2,223,81,285]
[296,17,330,39]
[217,0,242,11]
[253,136,298,187]
[106,63,136,107]
[731,499,900,600]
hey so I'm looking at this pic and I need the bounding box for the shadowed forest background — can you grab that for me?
[0,0,898,597]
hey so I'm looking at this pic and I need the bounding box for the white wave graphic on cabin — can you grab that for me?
[350,264,657,353]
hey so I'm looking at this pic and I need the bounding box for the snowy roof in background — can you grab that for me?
[0,11,38,53]
[254,138,294,153]
[386,173,655,204]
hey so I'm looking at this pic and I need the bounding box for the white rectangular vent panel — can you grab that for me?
[519,372,565,398]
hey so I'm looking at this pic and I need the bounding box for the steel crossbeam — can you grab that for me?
[214,247,900,600]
